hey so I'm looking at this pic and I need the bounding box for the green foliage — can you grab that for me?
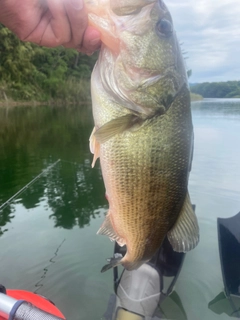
[191,81,240,98]
[0,24,97,102]
[0,25,35,83]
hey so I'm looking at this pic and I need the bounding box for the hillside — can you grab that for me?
[0,24,97,104]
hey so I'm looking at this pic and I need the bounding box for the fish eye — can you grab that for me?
[156,19,173,37]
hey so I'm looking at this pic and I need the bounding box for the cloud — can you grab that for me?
[166,0,240,82]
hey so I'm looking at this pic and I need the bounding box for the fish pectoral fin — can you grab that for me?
[94,114,142,144]
[167,192,199,252]
[101,253,123,273]
[97,214,126,247]
[89,127,100,168]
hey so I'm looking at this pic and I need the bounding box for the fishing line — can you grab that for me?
[60,158,92,166]
[60,159,82,165]
[34,238,66,294]
[0,159,61,211]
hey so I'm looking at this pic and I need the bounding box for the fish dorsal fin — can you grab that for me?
[89,127,100,168]
[95,114,142,144]
[167,192,199,252]
[97,214,126,247]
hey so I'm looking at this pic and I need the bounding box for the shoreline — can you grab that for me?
[0,99,90,108]
[0,100,49,108]
[2,96,240,108]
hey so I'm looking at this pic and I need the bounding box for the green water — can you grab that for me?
[0,100,240,319]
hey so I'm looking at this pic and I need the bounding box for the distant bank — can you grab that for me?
[190,81,240,99]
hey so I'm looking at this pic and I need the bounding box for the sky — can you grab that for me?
[167,0,240,83]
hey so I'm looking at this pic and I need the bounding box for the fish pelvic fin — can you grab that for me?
[89,127,100,168]
[167,192,199,252]
[94,114,142,144]
[97,214,126,247]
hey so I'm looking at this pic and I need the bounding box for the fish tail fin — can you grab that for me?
[101,254,123,273]
[101,253,145,272]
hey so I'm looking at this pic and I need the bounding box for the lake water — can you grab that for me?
[0,99,240,320]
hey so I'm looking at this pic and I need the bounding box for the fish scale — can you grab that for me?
[96,86,193,269]
[87,0,199,271]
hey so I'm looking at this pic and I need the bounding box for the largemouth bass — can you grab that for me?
[86,0,199,272]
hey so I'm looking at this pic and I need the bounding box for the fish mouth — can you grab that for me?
[86,0,161,53]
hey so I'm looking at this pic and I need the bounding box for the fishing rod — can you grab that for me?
[0,287,65,320]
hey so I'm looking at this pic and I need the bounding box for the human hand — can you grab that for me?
[0,0,101,54]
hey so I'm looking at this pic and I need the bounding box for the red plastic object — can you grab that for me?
[0,289,65,319]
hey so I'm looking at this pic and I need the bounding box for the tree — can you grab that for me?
[0,24,98,101]
[191,81,240,98]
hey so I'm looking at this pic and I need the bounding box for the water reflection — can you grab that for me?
[0,105,107,233]
[192,98,240,118]
[0,100,240,319]
[0,160,106,233]
[0,105,95,205]
[0,205,12,236]
[46,160,106,229]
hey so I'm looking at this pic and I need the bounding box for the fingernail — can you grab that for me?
[70,0,83,10]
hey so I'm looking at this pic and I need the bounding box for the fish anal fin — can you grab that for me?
[94,114,142,144]
[167,192,199,252]
[89,127,100,168]
[97,214,126,247]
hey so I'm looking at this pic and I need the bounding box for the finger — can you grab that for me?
[63,0,88,48]
[45,0,72,46]
[81,26,101,53]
